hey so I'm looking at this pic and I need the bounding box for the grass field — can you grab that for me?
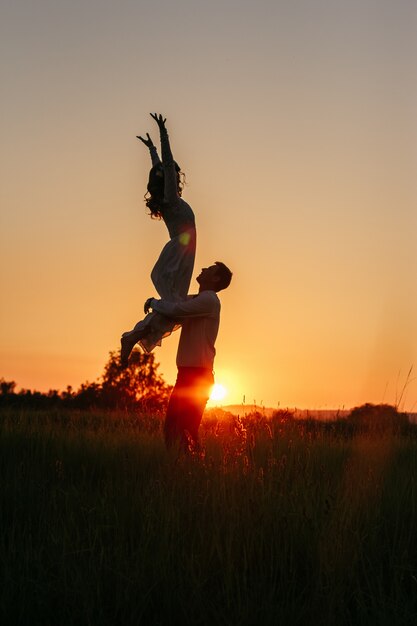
[1,408,417,626]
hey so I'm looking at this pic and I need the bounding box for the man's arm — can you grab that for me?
[147,292,218,319]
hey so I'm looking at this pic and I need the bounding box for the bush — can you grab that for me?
[346,403,410,434]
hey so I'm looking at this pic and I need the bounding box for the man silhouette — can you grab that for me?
[145,261,232,449]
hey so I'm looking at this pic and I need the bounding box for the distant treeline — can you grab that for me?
[0,350,171,412]
[208,403,415,437]
[1,349,414,437]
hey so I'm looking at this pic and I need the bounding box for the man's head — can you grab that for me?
[197,262,233,292]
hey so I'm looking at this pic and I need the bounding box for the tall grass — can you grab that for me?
[1,408,417,625]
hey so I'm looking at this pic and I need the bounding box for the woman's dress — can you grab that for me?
[124,132,196,353]
[137,199,196,352]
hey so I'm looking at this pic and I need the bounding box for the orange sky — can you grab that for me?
[1,1,416,410]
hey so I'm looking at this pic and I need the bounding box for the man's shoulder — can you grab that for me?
[188,290,220,312]
[196,290,220,301]
[188,290,218,298]
[199,290,221,310]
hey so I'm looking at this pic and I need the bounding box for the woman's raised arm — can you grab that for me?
[137,132,161,167]
[150,113,179,205]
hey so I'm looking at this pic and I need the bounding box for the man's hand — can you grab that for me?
[150,113,167,131]
[136,132,155,148]
[144,297,154,314]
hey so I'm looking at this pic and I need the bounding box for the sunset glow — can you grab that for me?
[209,384,228,405]
[1,1,416,410]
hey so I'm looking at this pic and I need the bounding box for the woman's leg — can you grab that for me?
[120,328,145,367]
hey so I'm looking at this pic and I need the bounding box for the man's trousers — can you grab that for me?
[164,367,214,448]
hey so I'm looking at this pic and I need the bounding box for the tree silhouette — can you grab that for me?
[0,378,16,396]
[0,350,171,411]
[98,349,171,411]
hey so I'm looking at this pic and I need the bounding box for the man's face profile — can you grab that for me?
[197,265,219,287]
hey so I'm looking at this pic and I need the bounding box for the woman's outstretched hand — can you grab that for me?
[150,113,167,131]
[136,132,155,148]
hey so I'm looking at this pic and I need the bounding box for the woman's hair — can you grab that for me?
[145,163,184,219]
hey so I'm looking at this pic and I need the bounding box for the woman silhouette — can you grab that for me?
[121,113,196,367]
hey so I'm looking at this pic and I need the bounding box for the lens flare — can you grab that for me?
[179,232,191,246]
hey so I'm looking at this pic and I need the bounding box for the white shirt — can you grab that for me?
[150,290,220,369]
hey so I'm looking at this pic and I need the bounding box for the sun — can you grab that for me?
[209,383,228,404]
